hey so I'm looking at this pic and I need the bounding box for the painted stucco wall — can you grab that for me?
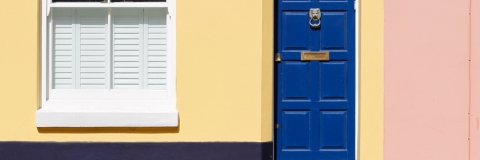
[0,0,384,158]
[359,0,384,159]
[471,0,480,159]
[0,0,268,142]
[385,0,470,159]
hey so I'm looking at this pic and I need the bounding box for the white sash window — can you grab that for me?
[38,0,177,127]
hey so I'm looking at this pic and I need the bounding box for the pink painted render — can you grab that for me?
[385,0,471,159]
[470,0,480,159]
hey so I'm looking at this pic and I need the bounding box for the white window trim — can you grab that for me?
[37,0,178,127]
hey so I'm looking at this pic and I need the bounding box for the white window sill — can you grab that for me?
[36,106,178,127]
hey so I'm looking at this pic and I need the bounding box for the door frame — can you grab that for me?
[272,0,360,159]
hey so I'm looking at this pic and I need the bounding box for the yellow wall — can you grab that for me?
[0,0,266,142]
[261,0,274,142]
[359,0,384,160]
[0,0,384,158]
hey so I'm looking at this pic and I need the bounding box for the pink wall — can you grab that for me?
[471,0,480,159]
[385,0,470,159]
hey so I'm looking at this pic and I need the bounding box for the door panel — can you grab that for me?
[275,0,355,159]
[319,110,348,150]
[320,12,347,50]
[282,62,310,100]
[282,12,313,51]
[281,111,311,150]
[320,61,347,100]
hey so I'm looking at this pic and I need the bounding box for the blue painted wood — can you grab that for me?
[275,0,355,159]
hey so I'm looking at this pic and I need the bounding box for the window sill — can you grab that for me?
[36,106,178,127]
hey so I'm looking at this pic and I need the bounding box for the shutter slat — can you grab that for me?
[81,34,106,39]
[114,40,140,44]
[81,73,106,78]
[148,68,167,72]
[80,44,106,50]
[55,34,73,39]
[81,40,106,44]
[148,44,167,51]
[115,79,140,84]
[115,68,141,72]
[55,68,73,72]
[77,9,108,89]
[55,45,73,50]
[148,34,167,39]
[148,79,166,84]
[55,56,73,61]
[148,73,167,78]
[148,56,166,61]
[114,45,140,50]
[144,8,168,90]
[114,51,140,55]
[115,74,140,78]
[148,27,167,33]
[148,62,167,67]
[115,62,140,67]
[112,8,143,89]
[81,62,105,67]
[81,79,106,83]
[80,56,105,61]
[80,51,105,55]
[55,62,73,67]
[115,56,140,61]
[55,73,73,78]
[115,28,141,33]
[115,34,140,39]
[148,51,167,55]
[81,68,106,72]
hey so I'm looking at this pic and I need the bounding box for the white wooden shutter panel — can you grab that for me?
[76,9,108,89]
[52,8,168,90]
[53,9,75,89]
[112,8,143,89]
[144,8,168,90]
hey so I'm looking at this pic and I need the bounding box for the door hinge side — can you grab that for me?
[275,53,281,62]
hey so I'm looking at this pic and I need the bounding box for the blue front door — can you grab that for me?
[275,0,355,159]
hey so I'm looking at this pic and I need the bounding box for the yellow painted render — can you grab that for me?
[0,2,384,158]
[260,0,274,142]
[359,0,384,160]
[0,0,265,142]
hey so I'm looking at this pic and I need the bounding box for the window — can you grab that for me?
[37,0,177,127]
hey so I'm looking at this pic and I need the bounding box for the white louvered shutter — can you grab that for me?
[112,8,143,89]
[53,9,75,89]
[76,9,108,89]
[52,8,168,90]
[144,8,168,90]
[113,8,168,90]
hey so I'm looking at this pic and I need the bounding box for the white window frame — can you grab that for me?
[37,0,178,127]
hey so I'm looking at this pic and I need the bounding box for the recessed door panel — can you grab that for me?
[281,111,311,150]
[282,12,312,51]
[320,61,347,100]
[282,62,310,100]
[319,110,348,150]
[321,12,347,50]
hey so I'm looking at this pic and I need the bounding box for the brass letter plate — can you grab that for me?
[301,51,329,61]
